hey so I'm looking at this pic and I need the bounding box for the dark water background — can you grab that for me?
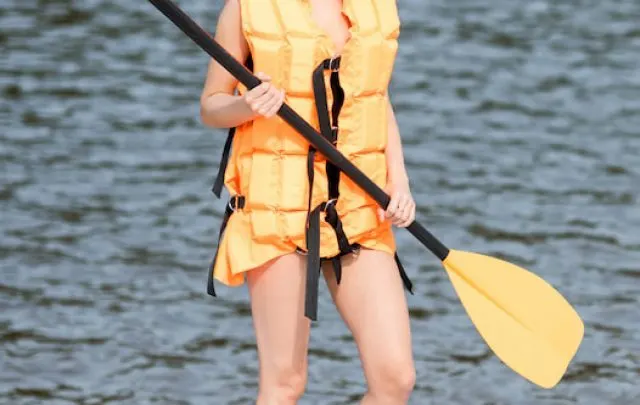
[1,0,639,404]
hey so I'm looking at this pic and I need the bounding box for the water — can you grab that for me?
[1,0,639,404]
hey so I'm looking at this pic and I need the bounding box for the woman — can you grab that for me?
[200,0,417,403]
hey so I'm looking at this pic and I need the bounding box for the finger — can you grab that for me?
[265,90,285,117]
[251,82,271,97]
[385,191,401,218]
[246,82,271,103]
[260,87,284,116]
[408,202,416,226]
[252,87,280,114]
[260,87,283,115]
[378,207,386,222]
[397,196,412,224]
[398,201,415,227]
[391,194,410,225]
[245,86,268,107]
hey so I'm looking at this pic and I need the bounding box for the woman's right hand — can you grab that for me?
[243,72,285,118]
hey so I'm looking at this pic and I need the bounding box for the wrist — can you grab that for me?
[387,168,409,186]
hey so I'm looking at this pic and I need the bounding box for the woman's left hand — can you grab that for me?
[377,178,416,228]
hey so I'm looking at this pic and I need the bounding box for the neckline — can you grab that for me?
[302,0,354,58]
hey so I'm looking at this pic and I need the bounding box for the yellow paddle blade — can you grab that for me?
[442,249,584,388]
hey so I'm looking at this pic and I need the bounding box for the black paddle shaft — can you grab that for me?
[147,0,450,262]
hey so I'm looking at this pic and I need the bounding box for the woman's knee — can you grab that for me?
[369,360,416,400]
[258,362,307,404]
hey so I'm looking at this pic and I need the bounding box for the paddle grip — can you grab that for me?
[147,0,450,262]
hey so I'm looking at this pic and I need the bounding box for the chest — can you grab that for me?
[240,0,401,87]
[306,0,352,55]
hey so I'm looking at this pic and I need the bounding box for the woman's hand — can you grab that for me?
[377,177,416,228]
[243,72,285,118]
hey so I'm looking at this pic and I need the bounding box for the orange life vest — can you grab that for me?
[208,0,413,320]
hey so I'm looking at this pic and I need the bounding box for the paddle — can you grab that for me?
[146,0,584,389]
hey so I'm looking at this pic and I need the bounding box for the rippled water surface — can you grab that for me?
[2,0,639,404]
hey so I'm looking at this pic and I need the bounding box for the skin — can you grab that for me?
[201,1,416,404]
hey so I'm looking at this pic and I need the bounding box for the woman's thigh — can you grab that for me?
[246,252,311,385]
[322,249,414,381]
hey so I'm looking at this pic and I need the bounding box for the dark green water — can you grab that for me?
[1,0,639,404]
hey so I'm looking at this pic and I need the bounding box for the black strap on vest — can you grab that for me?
[304,57,350,320]
[212,130,235,198]
[302,57,413,321]
[207,195,245,296]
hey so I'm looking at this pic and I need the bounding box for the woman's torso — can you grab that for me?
[225,0,401,248]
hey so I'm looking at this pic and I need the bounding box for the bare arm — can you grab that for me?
[378,94,416,228]
[199,0,284,128]
[385,95,409,186]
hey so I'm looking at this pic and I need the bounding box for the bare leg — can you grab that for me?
[323,249,415,405]
[247,253,311,405]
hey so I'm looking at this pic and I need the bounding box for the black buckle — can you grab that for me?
[228,195,245,211]
[330,126,338,144]
[351,244,360,257]
[325,56,341,72]
[323,198,338,213]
